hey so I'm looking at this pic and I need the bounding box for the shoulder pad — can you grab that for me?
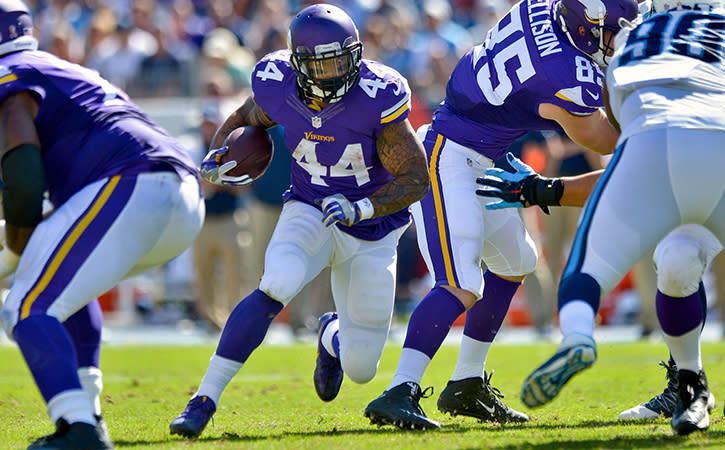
[357,60,411,125]
[252,50,294,88]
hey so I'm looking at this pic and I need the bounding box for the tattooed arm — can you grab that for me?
[210,96,277,149]
[369,119,430,218]
[0,91,43,254]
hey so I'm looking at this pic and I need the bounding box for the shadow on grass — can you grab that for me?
[110,424,725,449]
[492,430,725,450]
[107,418,725,448]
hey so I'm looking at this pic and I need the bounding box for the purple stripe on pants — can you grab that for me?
[420,131,459,288]
[21,175,137,316]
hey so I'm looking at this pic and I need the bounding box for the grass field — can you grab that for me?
[2,340,725,449]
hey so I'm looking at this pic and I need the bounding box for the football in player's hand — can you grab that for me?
[220,126,274,180]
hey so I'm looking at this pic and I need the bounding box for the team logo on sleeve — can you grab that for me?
[555,86,602,109]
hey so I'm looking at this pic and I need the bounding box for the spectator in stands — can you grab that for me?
[131,27,188,97]
[199,27,255,97]
[408,0,473,107]
[85,21,154,91]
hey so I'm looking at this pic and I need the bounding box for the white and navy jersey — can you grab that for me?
[608,7,725,139]
[433,0,604,160]
[251,50,412,241]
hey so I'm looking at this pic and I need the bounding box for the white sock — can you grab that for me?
[321,318,339,358]
[450,334,490,381]
[78,367,103,417]
[47,389,97,426]
[559,300,595,338]
[663,326,702,373]
[196,354,243,405]
[388,348,431,390]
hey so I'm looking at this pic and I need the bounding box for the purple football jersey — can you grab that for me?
[252,50,412,241]
[0,50,197,206]
[434,0,605,160]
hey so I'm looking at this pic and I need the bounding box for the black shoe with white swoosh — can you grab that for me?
[437,371,529,423]
[364,382,441,430]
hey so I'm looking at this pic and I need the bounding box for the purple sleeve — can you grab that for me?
[358,60,411,137]
[534,54,605,117]
[0,65,45,104]
[250,50,299,122]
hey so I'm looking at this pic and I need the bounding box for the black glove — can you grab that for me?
[476,152,563,214]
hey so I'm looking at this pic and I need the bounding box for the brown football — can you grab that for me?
[220,126,274,179]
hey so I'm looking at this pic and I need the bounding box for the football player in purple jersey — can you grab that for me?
[364,0,637,430]
[0,1,205,448]
[169,3,429,439]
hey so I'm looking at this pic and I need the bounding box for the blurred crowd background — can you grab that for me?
[9,0,725,341]
[27,0,502,109]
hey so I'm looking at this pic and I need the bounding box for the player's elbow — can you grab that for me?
[1,143,46,229]
[410,166,430,203]
[569,131,610,156]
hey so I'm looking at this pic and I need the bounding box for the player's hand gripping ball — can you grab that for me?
[200,126,274,186]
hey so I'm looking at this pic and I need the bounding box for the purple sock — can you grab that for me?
[216,289,283,362]
[403,286,465,358]
[464,271,521,342]
[656,289,703,336]
[63,299,103,368]
[14,315,82,402]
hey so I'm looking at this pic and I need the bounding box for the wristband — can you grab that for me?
[535,177,564,207]
[354,198,375,221]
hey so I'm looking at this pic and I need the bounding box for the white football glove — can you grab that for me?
[199,146,253,186]
[320,194,374,227]
[0,220,19,280]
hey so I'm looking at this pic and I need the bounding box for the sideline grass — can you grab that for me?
[2,341,725,449]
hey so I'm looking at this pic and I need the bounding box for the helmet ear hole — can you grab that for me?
[555,0,638,66]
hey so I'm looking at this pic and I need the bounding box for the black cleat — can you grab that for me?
[28,419,113,449]
[438,371,529,423]
[619,359,680,419]
[671,369,712,435]
[30,415,110,448]
[364,382,441,430]
[619,359,715,420]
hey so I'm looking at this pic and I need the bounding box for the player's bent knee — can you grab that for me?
[258,248,308,303]
[259,274,302,305]
[656,243,704,297]
[340,346,378,384]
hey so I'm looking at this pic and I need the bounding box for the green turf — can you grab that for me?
[2,340,725,449]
